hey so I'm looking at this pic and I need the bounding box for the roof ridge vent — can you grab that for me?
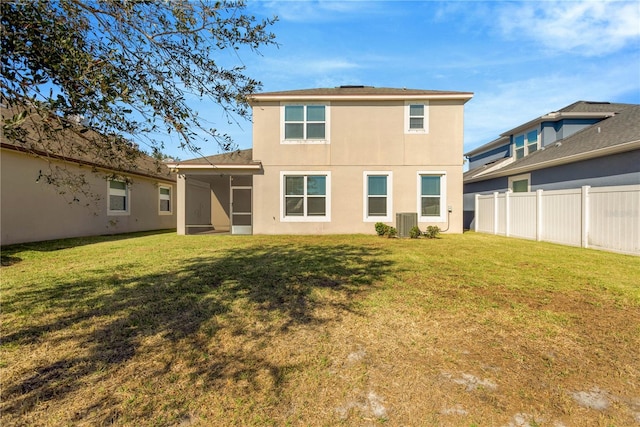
[339,85,366,89]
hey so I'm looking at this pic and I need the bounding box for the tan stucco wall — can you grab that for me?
[250,99,466,235]
[253,165,463,234]
[1,149,176,245]
[252,100,465,167]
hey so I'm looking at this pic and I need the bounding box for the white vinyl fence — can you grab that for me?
[475,185,640,255]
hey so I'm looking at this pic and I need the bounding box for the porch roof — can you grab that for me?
[166,149,261,173]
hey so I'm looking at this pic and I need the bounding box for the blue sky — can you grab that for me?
[164,0,640,160]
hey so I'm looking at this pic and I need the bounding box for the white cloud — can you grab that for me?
[498,0,640,56]
[262,56,359,75]
[463,60,640,153]
[257,0,388,23]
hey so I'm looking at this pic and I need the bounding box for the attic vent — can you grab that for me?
[339,85,365,89]
[585,102,611,105]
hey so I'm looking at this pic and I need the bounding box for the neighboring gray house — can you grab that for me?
[463,101,640,229]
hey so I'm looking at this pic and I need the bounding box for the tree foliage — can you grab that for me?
[1,0,277,167]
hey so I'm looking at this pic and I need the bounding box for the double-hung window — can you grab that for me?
[159,186,172,214]
[108,179,130,215]
[281,172,330,221]
[405,101,429,133]
[417,172,446,222]
[514,129,538,159]
[514,135,525,159]
[282,104,329,143]
[526,130,538,154]
[364,172,392,222]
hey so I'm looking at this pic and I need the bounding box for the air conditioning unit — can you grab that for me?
[396,212,417,238]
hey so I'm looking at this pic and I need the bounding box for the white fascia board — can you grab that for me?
[250,93,473,103]
[167,163,262,172]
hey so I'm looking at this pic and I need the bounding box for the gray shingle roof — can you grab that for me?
[465,103,640,182]
[177,149,256,165]
[558,101,631,113]
[251,86,473,99]
[1,106,175,182]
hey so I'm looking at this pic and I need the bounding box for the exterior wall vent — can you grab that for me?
[396,212,418,238]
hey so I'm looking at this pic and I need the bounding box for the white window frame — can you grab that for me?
[107,178,130,216]
[526,129,539,154]
[404,101,429,134]
[417,171,447,222]
[279,171,331,222]
[363,171,393,222]
[280,103,330,144]
[513,128,538,159]
[508,173,531,192]
[158,185,172,215]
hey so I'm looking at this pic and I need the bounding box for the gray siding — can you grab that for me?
[531,150,640,190]
[541,118,601,147]
[468,144,511,170]
[462,150,640,229]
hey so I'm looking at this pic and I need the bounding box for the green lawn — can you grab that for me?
[1,231,639,426]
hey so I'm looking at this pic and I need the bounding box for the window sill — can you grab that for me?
[364,216,392,223]
[281,216,331,223]
[107,211,130,216]
[281,139,329,145]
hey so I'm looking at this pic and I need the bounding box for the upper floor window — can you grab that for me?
[280,172,331,222]
[405,101,429,134]
[282,104,329,144]
[108,179,130,216]
[159,185,172,214]
[514,129,538,159]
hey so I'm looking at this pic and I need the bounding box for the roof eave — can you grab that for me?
[500,112,615,138]
[249,93,474,104]
[464,140,640,183]
[167,163,262,172]
[465,136,510,157]
[1,142,176,183]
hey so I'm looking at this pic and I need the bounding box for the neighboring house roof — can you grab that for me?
[173,149,256,165]
[1,106,175,183]
[166,149,261,172]
[465,103,640,183]
[465,101,632,157]
[249,86,473,102]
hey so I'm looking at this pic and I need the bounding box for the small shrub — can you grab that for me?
[377,223,389,236]
[386,227,397,238]
[409,226,422,239]
[424,225,441,239]
[375,222,389,236]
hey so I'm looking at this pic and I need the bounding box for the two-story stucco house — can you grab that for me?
[169,86,473,235]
